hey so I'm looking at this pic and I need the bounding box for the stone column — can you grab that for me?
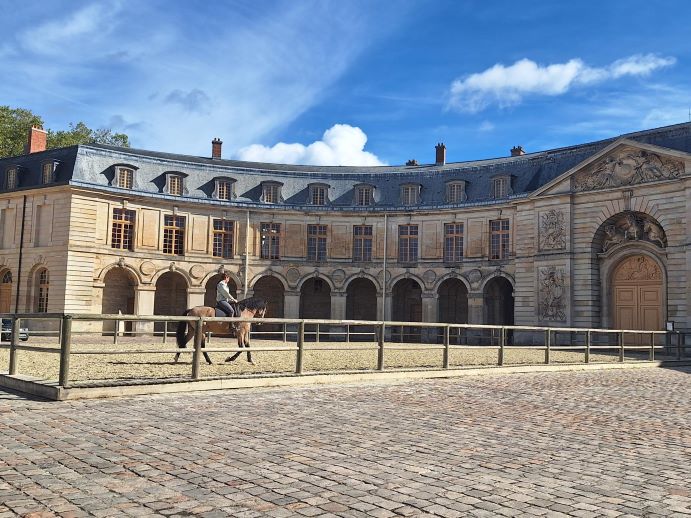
[134,285,156,335]
[421,292,438,343]
[187,287,206,309]
[284,290,300,319]
[468,291,484,324]
[330,292,346,320]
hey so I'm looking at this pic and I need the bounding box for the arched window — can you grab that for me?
[35,269,49,313]
[2,271,12,284]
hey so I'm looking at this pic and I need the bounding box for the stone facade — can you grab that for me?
[0,123,690,332]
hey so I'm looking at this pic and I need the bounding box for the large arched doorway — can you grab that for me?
[346,278,377,321]
[253,276,285,337]
[102,268,136,334]
[438,278,468,323]
[300,278,331,319]
[483,277,514,325]
[154,271,188,333]
[204,274,237,308]
[0,270,12,313]
[392,278,422,341]
[612,254,663,330]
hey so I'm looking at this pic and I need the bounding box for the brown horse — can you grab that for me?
[175,297,267,365]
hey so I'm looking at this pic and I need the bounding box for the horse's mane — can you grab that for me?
[237,297,267,311]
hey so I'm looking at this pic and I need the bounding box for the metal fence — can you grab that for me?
[0,313,689,389]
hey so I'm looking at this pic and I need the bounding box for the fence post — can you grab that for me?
[162,321,168,343]
[585,330,591,364]
[316,323,320,344]
[8,316,20,375]
[677,332,682,360]
[377,322,385,371]
[619,331,625,362]
[498,327,505,366]
[544,329,551,365]
[58,315,73,388]
[295,321,305,374]
[283,323,287,344]
[191,317,204,380]
[649,332,655,361]
[443,325,450,369]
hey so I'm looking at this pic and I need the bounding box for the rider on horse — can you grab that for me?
[216,272,238,318]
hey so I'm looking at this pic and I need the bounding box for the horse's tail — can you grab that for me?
[176,310,191,349]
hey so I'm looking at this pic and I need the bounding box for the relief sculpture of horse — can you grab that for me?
[175,297,267,365]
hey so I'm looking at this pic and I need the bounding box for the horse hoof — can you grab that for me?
[225,357,233,363]
[249,361,256,366]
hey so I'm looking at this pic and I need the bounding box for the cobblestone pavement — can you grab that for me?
[1,367,691,517]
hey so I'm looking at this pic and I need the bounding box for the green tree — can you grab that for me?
[0,106,130,158]
[0,106,44,157]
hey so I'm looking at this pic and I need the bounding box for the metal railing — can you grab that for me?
[0,313,688,389]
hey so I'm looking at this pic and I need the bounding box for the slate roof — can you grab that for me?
[1,122,690,211]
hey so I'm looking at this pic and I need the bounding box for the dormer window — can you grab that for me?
[262,182,282,204]
[354,185,374,206]
[214,179,235,200]
[117,167,134,189]
[446,181,467,203]
[400,184,420,206]
[5,168,17,189]
[167,174,184,196]
[309,184,328,206]
[42,162,57,184]
[492,176,511,199]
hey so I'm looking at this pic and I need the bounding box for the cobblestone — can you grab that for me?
[1,366,691,516]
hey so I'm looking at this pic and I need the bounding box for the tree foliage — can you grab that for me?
[0,106,130,158]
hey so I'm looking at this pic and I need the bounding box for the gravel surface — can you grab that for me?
[1,333,674,385]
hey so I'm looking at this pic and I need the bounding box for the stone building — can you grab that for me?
[0,123,689,333]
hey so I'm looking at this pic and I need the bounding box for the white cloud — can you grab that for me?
[448,54,676,112]
[235,124,385,166]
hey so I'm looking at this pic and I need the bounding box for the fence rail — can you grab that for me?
[0,313,688,389]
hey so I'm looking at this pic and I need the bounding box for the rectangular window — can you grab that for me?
[493,177,508,198]
[5,168,17,189]
[310,186,326,205]
[263,183,280,203]
[353,225,373,262]
[444,223,464,262]
[118,168,133,189]
[447,182,465,203]
[401,185,418,205]
[260,222,281,259]
[355,186,373,206]
[111,208,136,251]
[169,175,183,196]
[490,219,510,260]
[217,181,232,200]
[212,219,234,258]
[398,224,418,263]
[307,224,327,262]
[42,163,54,184]
[163,215,186,255]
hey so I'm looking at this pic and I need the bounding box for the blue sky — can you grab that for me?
[1,0,690,165]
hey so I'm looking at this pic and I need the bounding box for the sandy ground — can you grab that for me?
[0,330,676,386]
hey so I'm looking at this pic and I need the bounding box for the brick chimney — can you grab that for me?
[211,137,223,159]
[510,145,525,156]
[25,127,47,154]
[435,143,446,166]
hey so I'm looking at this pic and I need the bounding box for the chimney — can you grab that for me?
[25,126,47,154]
[211,137,223,159]
[510,145,525,157]
[406,159,418,166]
[435,142,446,166]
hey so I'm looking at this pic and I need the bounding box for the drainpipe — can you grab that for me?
[244,210,250,297]
[381,213,387,320]
[14,195,27,313]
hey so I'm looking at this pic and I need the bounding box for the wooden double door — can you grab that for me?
[612,255,663,331]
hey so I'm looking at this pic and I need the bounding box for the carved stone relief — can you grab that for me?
[538,209,566,251]
[286,267,300,286]
[614,255,662,281]
[331,269,346,287]
[538,266,566,322]
[139,261,156,276]
[601,212,666,252]
[573,147,683,192]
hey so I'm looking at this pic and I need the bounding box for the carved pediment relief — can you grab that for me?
[600,212,666,253]
[573,146,683,192]
[614,255,662,281]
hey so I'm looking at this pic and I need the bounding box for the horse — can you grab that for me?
[174,297,267,365]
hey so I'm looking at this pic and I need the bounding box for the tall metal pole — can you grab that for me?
[381,213,387,320]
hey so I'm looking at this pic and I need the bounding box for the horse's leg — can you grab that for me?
[175,317,193,363]
[202,332,213,365]
[245,328,254,365]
